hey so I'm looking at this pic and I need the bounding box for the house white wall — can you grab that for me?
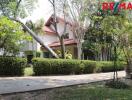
[66,25,74,39]
[50,21,74,39]
[22,40,38,51]
[39,34,59,45]
[20,33,58,55]
[20,18,75,57]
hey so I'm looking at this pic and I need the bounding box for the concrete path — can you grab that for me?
[0,71,125,95]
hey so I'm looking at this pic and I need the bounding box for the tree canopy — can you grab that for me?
[0,16,31,56]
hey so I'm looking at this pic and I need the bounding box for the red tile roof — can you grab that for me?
[44,15,73,35]
[49,39,77,47]
[45,15,54,26]
[45,15,72,27]
[43,26,56,35]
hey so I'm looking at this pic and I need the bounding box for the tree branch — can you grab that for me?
[0,3,7,16]
[48,0,54,5]
[14,0,22,18]
[0,37,8,48]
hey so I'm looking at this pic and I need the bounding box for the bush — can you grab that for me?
[24,67,34,76]
[33,59,51,75]
[49,59,63,74]
[117,62,126,71]
[33,58,82,75]
[62,60,81,74]
[82,60,96,74]
[36,51,41,57]
[0,57,26,76]
[33,58,126,76]
[96,61,125,72]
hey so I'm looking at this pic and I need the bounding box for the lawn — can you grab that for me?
[52,83,132,100]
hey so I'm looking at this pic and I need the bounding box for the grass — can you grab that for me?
[52,84,132,100]
[24,67,34,76]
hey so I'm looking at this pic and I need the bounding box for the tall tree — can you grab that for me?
[0,16,30,56]
[0,0,59,58]
[26,18,44,34]
[120,17,132,78]
[101,15,124,80]
[97,0,132,79]
[48,0,68,59]
[53,0,97,59]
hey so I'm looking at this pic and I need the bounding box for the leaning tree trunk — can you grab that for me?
[12,18,59,58]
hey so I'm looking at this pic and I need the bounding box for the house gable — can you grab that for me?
[41,15,76,49]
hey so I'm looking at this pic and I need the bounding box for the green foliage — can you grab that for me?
[82,60,96,74]
[24,50,41,57]
[33,58,125,76]
[83,5,131,62]
[105,81,130,89]
[36,51,41,57]
[33,59,51,75]
[0,57,26,76]
[0,16,30,56]
[96,61,126,72]
[33,58,82,75]
[51,84,132,100]
[0,0,38,18]
[62,60,81,74]
[24,50,36,56]
[101,16,124,35]
[56,50,73,59]
[65,52,72,59]
[49,59,63,74]
[26,19,44,34]
[24,67,34,76]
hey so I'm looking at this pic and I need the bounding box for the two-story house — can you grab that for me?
[40,15,78,58]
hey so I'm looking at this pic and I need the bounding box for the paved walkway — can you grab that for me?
[0,71,125,95]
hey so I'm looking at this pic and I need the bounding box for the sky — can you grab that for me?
[24,0,121,23]
[25,0,53,22]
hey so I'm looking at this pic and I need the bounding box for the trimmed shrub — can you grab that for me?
[82,60,96,74]
[36,51,41,57]
[96,61,125,72]
[49,59,63,74]
[33,58,126,76]
[33,58,51,75]
[116,62,126,71]
[62,60,81,74]
[0,57,26,76]
[33,58,82,75]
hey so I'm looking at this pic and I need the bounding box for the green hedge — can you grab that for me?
[0,57,26,76]
[82,60,96,74]
[33,59,82,75]
[96,61,126,73]
[0,57,125,76]
[33,58,125,76]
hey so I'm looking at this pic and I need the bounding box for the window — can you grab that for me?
[63,33,69,39]
[43,52,49,58]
